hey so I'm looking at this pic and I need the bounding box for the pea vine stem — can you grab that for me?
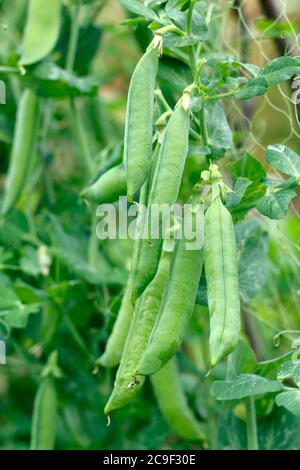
[66,1,80,74]
[246,396,258,450]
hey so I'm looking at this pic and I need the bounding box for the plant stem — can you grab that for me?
[246,396,258,450]
[0,66,19,73]
[187,1,197,79]
[155,89,172,112]
[206,90,237,101]
[66,2,80,74]
[199,103,209,146]
[70,98,94,176]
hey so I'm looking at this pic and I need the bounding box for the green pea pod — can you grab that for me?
[151,357,204,441]
[204,195,241,367]
[125,47,158,201]
[131,103,190,302]
[30,376,57,450]
[104,251,171,415]
[138,203,204,376]
[1,89,39,216]
[20,0,61,65]
[80,165,127,204]
[99,278,134,368]
[98,163,155,367]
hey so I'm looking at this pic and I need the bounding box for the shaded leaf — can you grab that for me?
[276,391,300,417]
[277,361,300,388]
[256,187,296,220]
[266,144,300,178]
[211,374,283,401]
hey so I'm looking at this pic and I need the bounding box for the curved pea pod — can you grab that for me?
[125,47,158,201]
[30,376,57,450]
[148,103,190,207]
[99,278,134,368]
[151,358,205,441]
[80,165,127,204]
[104,251,171,415]
[137,203,204,376]
[131,104,190,302]
[1,89,39,216]
[204,195,241,367]
[20,0,62,66]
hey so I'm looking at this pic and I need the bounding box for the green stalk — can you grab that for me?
[246,396,258,450]
[66,2,80,73]
[70,98,94,176]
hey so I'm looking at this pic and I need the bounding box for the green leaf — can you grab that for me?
[31,62,101,99]
[0,286,39,329]
[235,220,268,302]
[19,246,42,276]
[227,341,257,379]
[277,361,300,388]
[258,407,300,449]
[276,391,300,417]
[225,177,252,209]
[236,57,300,100]
[229,152,266,214]
[266,144,300,178]
[260,56,300,85]
[216,407,247,450]
[120,0,157,20]
[211,374,283,401]
[205,101,233,149]
[49,215,127,286]
[235,76,269,100]
[256,187,297,220]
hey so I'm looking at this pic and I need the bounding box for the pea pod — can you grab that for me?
[125,47,158,201]
[104,251,171,414]
[131,103,190,302]
[20,0,61,65]
[204,194,241,367]
[151,357,204,441]
[137,202,204,376]
[98,165,154,367]
[80,165,127,204]
[30,376,57,450]
[99,278,134,368]
[1,89,39,216]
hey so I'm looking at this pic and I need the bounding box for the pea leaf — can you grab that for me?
[211,374,283,401]
[225,177,252,209]
[258,407,300,450]
[236,57,300,100]
[205,101,233,149]
[256,187,297,220]
[277,361,300,388]
[227,341,257,379]
[216,408,247,450]
[276,391,300,417]
[235,220,268,302]
[266,144,300,178]
[120,0,158,20]
[235,76,269,100]
[229,152,266,214]
[261,56,300,85]
[49,215,127,286]
[0,287,40,329]
[30,62,101,99]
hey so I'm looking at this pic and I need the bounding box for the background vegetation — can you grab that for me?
[0,0,300,450]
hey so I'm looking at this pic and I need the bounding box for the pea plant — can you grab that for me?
[0,0,300,451]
